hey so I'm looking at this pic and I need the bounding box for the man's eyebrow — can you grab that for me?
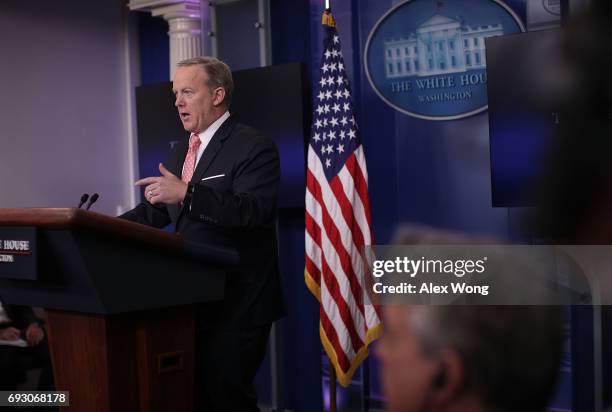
[173,88,193,94]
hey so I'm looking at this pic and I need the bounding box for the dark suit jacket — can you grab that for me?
[0,303,41,329]
[121,116,284,330]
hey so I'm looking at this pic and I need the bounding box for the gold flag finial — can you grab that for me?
[322,8,336,28]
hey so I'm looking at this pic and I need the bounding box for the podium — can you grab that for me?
[0,208,237,412]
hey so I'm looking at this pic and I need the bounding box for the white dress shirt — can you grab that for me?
[193,111,230,166]
[0,302,11,324]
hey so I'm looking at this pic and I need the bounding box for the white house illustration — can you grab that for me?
[384,14,503,78]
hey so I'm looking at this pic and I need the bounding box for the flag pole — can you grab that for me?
[324,1,338,385]
[324,4,337,410]
[322,5,337,407]
[320,1,339,410]
[329,362,337,412]
[323,0,338,400]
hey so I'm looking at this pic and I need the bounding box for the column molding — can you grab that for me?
[128,0,202,79]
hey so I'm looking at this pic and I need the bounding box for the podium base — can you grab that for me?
[46,306,195,412]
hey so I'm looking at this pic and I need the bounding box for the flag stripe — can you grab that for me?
[330,176,366,252]
[319,250,361,357]
[338,151,372,247]
[307,172,367,322]
[320,306,351,371]
[305,253,321,288]
[345,152,375,243]
[305,203,366,350]
[312,226,360,360]
[308,149,368,289]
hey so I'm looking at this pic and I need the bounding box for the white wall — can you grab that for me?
[0,0,140,215]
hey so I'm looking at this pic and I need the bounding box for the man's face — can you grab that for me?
[375,305,438,412]
[172,65,218,134]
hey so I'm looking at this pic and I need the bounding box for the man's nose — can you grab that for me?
[175,96,184,107]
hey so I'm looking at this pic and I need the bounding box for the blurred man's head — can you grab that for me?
[376,305,564,412]
[172,56,234,134]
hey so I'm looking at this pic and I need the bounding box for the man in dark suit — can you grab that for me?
[0,302,55,394]
[120,57,284,411]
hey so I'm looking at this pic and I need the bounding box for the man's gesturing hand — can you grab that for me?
[135,163,188,205]
[0,327,20,341]
[25,323,44,346]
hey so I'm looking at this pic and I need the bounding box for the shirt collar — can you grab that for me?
[194,111,230,143]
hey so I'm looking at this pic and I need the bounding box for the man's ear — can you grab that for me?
[429,350,466,407]
[212,87,226,107]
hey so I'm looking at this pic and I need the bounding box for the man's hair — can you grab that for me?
[177,56,234,107]
[410,305,564,412]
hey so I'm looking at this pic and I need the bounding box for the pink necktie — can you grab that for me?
[182,133,201,183]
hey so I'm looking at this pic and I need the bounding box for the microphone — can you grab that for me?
[77,193,89,209]
[85,193,99,211]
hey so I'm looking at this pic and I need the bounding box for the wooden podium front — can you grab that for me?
[0,208,236,412]
[46,307,195,412]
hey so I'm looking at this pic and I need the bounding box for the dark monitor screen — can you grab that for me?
[486,30,561,207]
[135,62,309,209]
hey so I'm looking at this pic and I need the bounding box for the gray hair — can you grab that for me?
[177,56,234,107]
[410,305,564,412]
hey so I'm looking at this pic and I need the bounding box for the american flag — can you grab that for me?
[305,13,382,387]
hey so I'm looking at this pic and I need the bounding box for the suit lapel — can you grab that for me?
[167,139,189,224]
[191,117,235,183]
[170,143,188,178]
